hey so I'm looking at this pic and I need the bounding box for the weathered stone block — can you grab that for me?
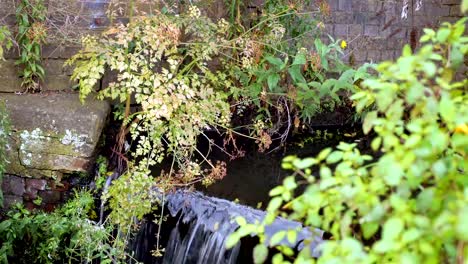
[0,93,110,178]
[3,195,22,208]
[43,59,68,75]
[43,75,75,91]
[26,178,47,191]
[349,24,363,36]
[2,175,25,196]
[338,0,352,11]
[334,24,348,37]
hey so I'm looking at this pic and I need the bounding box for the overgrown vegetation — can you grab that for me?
[229,18,468,263]
[1,1,467,263]
[0,191,128,263]
[66,0,364,234]
[15,0,47,92]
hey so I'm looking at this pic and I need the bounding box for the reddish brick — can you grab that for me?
[24,202,37,211]
[44,204,57,213]
[49,180,71,192]
[39,190,62,204]
[26,179,47,191]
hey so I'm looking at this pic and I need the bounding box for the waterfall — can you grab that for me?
[132,190,323,264]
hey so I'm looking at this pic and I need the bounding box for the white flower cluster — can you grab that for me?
[188,5,201,18]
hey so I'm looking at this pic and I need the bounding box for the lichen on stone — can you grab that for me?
[19,128,47,166]
[61,129,88,152]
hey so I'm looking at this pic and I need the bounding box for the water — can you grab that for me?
[131,127,365,263]
[132,190,323,264]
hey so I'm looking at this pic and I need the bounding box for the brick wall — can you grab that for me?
[326,0,464,65]
[2,174,73,211]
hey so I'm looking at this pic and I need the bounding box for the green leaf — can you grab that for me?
[292,52,307,66]
[320,166,332,178]
[362,222,379,239]
[283,177,297,190]
[457,206,468,240]
[267,197,283,212]
[272,253,283,264]
[463,0,468,13]
[326,151,343,164]
[288,65,306,84]
[253,244,268,264]
[235,216,247,226]
[402,45,412,56]
[382,217,404,240]
[269,231,286,246]
[449,46,464,68]
[267,73,280,91]
[373,239,395,253]
[431,160,447,178]
[287,230,297,244]
[371,137,382,151]
[422,62,436,77]
[292,158,318,169]
[269,186,285,196]
[436,28,450,43]
[226,233,240,249]
[265,56,284,69]
[379,156,404,186]
[317,148,332,161]
[439,94,455,123]
[363,111,378,134]
[402,228,422,243]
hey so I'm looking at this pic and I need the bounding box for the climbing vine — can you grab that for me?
[15,0,47,92]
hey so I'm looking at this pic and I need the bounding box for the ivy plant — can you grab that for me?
[229,18,468,264]
[0,26,12,61]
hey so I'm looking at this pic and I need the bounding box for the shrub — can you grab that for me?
[229,18,468,264]
[0,191,127,263]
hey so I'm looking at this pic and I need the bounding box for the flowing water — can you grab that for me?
[131,127,366,263]
[132,190,324,264]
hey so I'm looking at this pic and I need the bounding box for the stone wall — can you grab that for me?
[0,93,110,209]
[2,174,72,211]
[1,2,112,209]
[0,0,464,92]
